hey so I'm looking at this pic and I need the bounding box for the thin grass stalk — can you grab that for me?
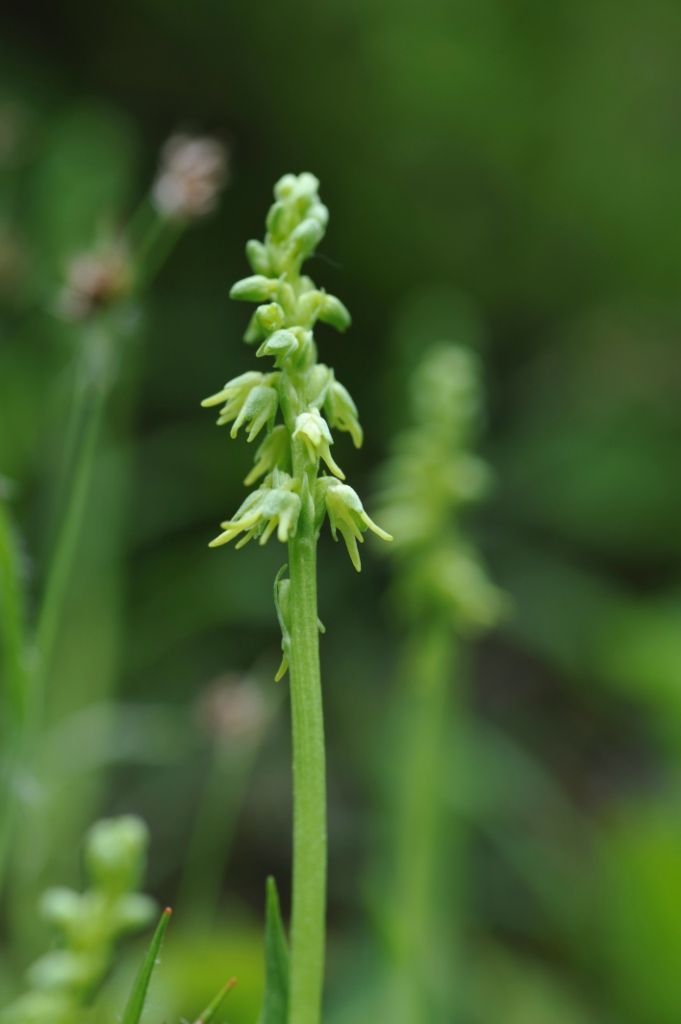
[0,501,31,886]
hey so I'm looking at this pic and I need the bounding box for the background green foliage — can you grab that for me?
[1,1,680,1021]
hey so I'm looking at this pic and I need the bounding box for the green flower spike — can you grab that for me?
[203,171,391,567]
[203,173,391,1024]
[376,343,503,629]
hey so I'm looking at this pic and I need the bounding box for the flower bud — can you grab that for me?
[112,892,157,932]
[310,201,329,228]
[245,238,271,275]
[294,172,321,200]
[318,294,351,332]
[256,329,299,363]
[274,173,299,200]
[324,378,363,448]
[40,888,82,930]
[290,217,325,258]
[296,288,324,326]
[305,364,332,409]
[294,410,344,479]
[266,200,290,240]
[255,302,285,333]
[230,275,278,303]
[27,950,98,992]
[85,816,148,895]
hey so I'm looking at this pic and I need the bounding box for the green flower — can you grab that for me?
[319,478,392,571]
[293,410,345,479]
[324,377,363,448]
[210,478,301,549]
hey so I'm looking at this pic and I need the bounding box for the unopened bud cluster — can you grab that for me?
[203,173,390,574]
[1,817,155,1024]
[376,344,502,630]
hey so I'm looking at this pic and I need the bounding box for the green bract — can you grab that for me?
[202,172,391,572]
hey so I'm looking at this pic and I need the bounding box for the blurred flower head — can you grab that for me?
[197,676,268,745]
[151,133,228,221]
[57,241,131,321]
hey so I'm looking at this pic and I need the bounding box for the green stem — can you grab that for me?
[390,617,454,1022]
[176,733,264,925]
[35,380,107,685]
[287,514,327,1024]
[129,200,184,294]
[0,500,31,887]
[0,499,30,727]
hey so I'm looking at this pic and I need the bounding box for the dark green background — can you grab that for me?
[1,2,681,1022]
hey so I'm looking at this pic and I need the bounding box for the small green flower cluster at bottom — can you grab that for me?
[1,817,155,1024]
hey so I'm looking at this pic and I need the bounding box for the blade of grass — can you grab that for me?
[0,497,30,725]
[261,876,289,1024]
[193,976,237,1024]
[121,907,172,1024]
[35,373,107,680]
[0,497,31,890]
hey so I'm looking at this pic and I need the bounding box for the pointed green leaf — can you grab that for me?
[260,877,289,1024]
[121,907,172,1024]
[192,976,237,1023]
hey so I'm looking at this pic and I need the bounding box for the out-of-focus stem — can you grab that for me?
[35,379,107,689]
[389,617,454,1022]
[176,726,268,924]
[0,499,29,726]
[128,200,184,293]
[0,500,31,887]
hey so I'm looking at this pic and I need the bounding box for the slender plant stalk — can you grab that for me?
[287,522,327,1023]
[176,697,270,923]
[390,619,453,1021]
[0,500,31,886]
[0,499,29,726]
[36,364,108,684]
